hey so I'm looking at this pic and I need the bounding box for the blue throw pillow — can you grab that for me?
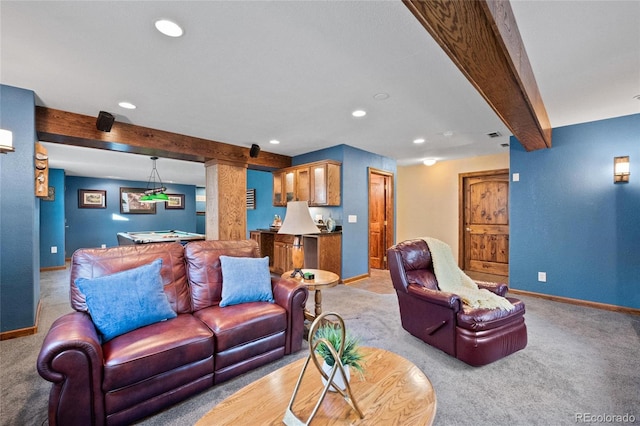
[75,258,177,342]
[219,256,274,307]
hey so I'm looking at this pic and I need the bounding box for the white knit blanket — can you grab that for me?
[423,237,514,311]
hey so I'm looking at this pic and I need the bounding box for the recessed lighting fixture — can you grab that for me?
[423,159,437,166]
[443,130,454,137]
[269,139,280,145]
[352,110,366,118]
[634,94,640,101]
[373,93,389,101]
[118,101,136,110]
[413,138,425,144]
[155,19,183,37]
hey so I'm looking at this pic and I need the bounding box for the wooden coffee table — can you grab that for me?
[282,269,339,322]
[196,347,436,425]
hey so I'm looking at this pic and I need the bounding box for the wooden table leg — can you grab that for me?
[314,289,323,318]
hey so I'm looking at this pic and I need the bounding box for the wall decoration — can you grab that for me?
[246,188,256,210]
[120,187,156,214]
[35,142,49,198]
[165,194,185,210]
[78,189,107,208]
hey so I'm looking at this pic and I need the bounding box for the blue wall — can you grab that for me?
[246,169,286,236]
[196,187,206,235]
[0,84,40,332]
[510,114,640,309]
[40,168,66,268]
[294,144,397,280]
[65,176,197,255]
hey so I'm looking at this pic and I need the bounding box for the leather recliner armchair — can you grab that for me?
[387,239,527,366]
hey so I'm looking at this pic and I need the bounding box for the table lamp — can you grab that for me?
[278,201,319,278]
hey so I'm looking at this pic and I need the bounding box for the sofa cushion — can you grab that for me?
[457,297,526,331]
[194,302,286,353]
[102,314,214,391]
[219,255,274,307]
[75,259,177,341]
[185,240,262,311]
[406,269,439,291]
[71,242,192,315]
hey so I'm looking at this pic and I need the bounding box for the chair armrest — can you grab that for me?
[272,277,309,354]
[36,312,105,425]
[475,280,508,296]
[407,284,462,312]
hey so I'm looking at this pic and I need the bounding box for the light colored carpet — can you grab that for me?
[1,268,638,425]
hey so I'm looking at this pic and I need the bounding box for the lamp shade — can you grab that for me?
[278,201,319,235]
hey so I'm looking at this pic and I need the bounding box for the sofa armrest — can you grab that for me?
[272,277,309,354]
[475,280,508,296]
[37,312,105,426]
[407,284,462,312]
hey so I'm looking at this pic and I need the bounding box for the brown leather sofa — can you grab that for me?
[388,239,527,366]
[37,240,308,425]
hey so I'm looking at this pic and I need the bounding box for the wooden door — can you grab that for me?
[460,170,509,276]
[369,169,394,270]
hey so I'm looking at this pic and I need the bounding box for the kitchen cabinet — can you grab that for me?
[272,160,341,206]
[254,230,342,277]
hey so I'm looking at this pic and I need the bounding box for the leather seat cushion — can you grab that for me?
[457,297,525,331]
[194,302,286,352]
[102,314,214,390]
[405,269,439,291]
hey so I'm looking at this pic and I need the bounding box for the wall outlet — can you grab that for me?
[513,173,520,182]
[348,215,357,223]
[50,246,57,254]
[101,244,107,249]
[538,271,547,282]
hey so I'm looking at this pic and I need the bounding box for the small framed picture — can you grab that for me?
[166,194,185,210]
[120,187,156,214]
[78,189,107,208]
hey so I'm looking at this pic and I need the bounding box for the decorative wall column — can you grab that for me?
[205,160,247,240]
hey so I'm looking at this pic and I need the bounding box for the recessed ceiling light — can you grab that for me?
[269,139,280,145]
[155,19,183,37]
[423,159,437,166]
[443,131,454,137]
[373,93,389,101]
[634,94,640,101]
[413,138,425,144]
[118,101,136,110]
[352,110,366,118]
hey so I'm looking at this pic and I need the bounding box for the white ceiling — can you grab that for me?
[2,1,639,187]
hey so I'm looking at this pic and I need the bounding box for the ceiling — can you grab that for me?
[2,1,638,187]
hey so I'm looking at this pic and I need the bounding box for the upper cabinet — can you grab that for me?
[273,160,341,206]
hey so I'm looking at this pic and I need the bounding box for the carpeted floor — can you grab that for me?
[1,267,638,425]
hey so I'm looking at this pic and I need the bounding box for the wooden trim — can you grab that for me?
[508,288,640,316]
[403,0,551,151]
[40,265,67,272]
[343,273,370,284]
[458,168,509,269]
[0,300,42,340]
[36,107,291,171]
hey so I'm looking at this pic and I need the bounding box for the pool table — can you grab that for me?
[117,230,205,246]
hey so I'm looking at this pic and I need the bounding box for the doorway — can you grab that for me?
[368,168,394,271]
[459,169,509,277]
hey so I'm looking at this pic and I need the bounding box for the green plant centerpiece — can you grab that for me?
[314,321,365,392]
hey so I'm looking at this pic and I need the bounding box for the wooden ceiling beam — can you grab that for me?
[403,0,552,151]
[35,107,292,171]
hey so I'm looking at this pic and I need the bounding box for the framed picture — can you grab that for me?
[120,187,156,214]
[43,186,55,202]
[166,194,185,210]
[78,189,106,208]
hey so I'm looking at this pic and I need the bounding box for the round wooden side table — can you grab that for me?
[282,269,339,322]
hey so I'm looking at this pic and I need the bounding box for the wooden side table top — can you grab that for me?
[196,347,437,425]
[281,269,340,291]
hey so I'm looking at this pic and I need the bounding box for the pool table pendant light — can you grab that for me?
[140,157,169,203]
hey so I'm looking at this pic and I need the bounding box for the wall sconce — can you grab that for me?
[0,129,14,154]
[614,156,630,184]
